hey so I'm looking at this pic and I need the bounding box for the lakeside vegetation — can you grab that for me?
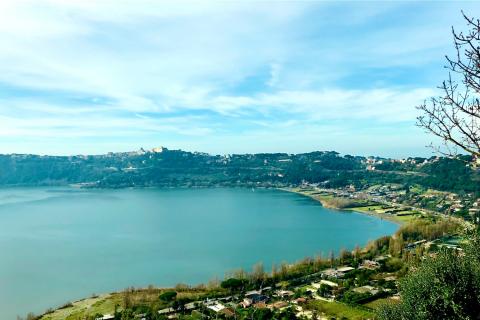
[32,213,467,320]
[286,187,421,225]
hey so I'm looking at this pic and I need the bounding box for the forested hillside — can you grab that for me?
[0,148,477,195]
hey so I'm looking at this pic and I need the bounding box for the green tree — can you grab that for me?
[221,278,247,293]
[318,284,331,297]
[172,297,191,312]
[377,232,480,320]
[158,291,177,302]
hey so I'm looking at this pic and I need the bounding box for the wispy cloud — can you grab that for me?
[0,1,478,156]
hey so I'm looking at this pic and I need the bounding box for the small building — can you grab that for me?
[374,255,391,262]
[384,276,397,282]
[293,297,307,304]
[245,293,269,304]
[321,268,345,278]
[275,290,294,298]
[240,298,252,308]
[311,279,338,290]
[158,308,175,315]
[245,290,261,296]
[218,296,233,302]
[207,301,226,313]
[353,285,379,295]
[96,315,115,320]
[337,266,355,273]
[359,260,380,270]
[320,279,338,287]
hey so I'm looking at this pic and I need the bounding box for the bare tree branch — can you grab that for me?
[417,12,480,160]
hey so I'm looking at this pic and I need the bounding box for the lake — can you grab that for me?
[0,187,398,318]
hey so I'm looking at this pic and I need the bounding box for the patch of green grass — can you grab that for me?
[40,288,227,320]
[363,297,398,310]
[346,205,382,213]
[409,185,425,194]
[40,294,117,320]
[394,213,420,223]
[306,300,374,320]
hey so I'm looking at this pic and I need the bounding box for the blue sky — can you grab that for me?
[0,1,478,157]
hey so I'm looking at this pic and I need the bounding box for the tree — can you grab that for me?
[329,250,335,267]
[417,12,480,159]
[377,231,480,320]
[318,284,331,297]
[158,291,177,302]
[353,245,361,261]
[221,278,246,293]
[339,248,351,264]
[251,262,265,283]
[172,297,191,313]
[122,288,133,309]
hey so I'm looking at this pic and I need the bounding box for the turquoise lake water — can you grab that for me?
[0,187,398,318]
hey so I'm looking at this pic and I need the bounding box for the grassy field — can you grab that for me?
[284,187,422,225]
[39,287,223,320]
[346,205,420,224]
[363,297,400,310]
[40,294,121,320]
[306,300,374,320]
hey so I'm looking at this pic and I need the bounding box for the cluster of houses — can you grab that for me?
[411,237,464,253]
[92,252,413,320]
[154,287,308,319]
[421,193,480,222]
[310,257,399,301]
[151,267,392,320]
[302,182,480,224]
[363,156,434,171]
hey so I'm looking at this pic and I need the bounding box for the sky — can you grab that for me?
[0,1,478,158]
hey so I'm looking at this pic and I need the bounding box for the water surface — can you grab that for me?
[0,187,397,318]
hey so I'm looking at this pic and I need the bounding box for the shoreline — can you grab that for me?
[279,187,406,225]
[33,186,415,319]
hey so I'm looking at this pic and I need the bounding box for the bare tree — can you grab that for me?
[417,12,480,159]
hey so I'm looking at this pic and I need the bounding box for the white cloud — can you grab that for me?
[207,87,435,122]
[0,0,476,156]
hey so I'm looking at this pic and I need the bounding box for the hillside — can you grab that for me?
[0,148,477,195]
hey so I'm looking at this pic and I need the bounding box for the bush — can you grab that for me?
[220,278,247,292]
[377,232,480,320]
[384,258,403,272]
[158,291,177,302]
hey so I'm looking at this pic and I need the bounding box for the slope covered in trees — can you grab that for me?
[0,148,477,195]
